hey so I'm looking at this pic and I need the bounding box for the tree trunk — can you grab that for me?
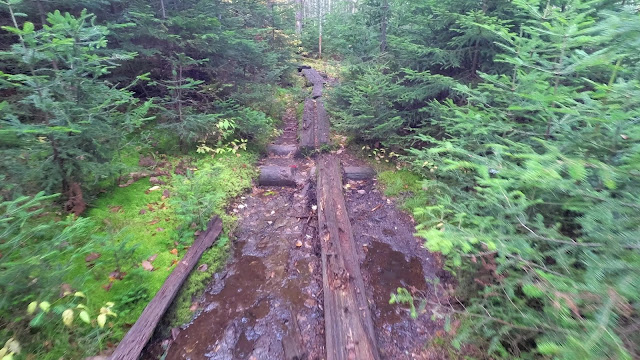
[380,0,388,52]
[295,0,303,35]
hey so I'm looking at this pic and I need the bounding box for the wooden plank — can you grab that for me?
[258,166,297,187]
[315,99,330,147]
[316,156,380,360]
[301,68,324,87]
[312,83,323,98]
[110,217,224,360]
[300,98,316,150]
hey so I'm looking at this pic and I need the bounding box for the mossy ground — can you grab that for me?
[15,150,258,359]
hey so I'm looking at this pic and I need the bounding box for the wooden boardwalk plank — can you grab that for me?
[316,156,380,360]
[110,217,224,360]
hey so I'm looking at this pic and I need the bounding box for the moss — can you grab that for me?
[22,149,259,359]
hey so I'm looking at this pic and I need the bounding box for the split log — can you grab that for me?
[258,166,297,187]
[315,99,330,147]
[316,156,380,360]
[301,68,324,87]
[267,144,299,157]
[312,83,323,98]
[300,98,316,151]
[343,166,376,181]
[110,217,224,360]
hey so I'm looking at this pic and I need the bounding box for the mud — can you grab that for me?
[142,72,447,360]
[338,151,447,359]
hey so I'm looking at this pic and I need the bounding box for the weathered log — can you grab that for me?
[316,156,380,360]
[297,64,311,72]
[343,166,376,181]
[301,68,324,87]
[300,98,316,151]
[110,217,223,360]
[312,83,323,98]
[315,99,330,147]
[267,144,299,157]
[258,166,297,187]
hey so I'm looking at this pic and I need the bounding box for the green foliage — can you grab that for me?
[0,9,152,198]
[332,0,640,358]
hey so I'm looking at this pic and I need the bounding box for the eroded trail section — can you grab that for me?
[151,108,325,359]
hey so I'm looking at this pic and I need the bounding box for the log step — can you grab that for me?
[300,98,316,151]
[258,166,297,187]
[301,68,325,87]
[343,166,376,181]
[315,99,330,146]
[267,144,299,157]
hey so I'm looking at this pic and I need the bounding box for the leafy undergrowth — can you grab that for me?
[4,151,257,359]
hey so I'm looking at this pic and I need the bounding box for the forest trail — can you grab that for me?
[143,68,445,360]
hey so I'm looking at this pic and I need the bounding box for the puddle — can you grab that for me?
[363,241,427,324]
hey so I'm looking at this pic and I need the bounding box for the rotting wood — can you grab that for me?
[315,99,330,147]
[300,98,316,151]
[316,155,380,360]
[267,144,299,157]
[258,166,297,187]
[301,68,325,87]
[343,166,376,181]
[110,217,223,360]
[312,83,323,98]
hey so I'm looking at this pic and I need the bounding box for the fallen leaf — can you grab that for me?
[194,230,202,236]
[60,283,73,297]
[621,134,629,140]
[170,248,178,256]
[197,264,208,272]
[189,302,199,312]
[139,209,147,215]
[148,186,161,191]
[148,254,158,262]
[147,204,155,211]
[102,283,113,291]
[109,271,126,280]
[141,260,154,271]
[162,189,171,198]
[85,252,101,262]
[149,218,160,225]
[109,205,122,213]
[295,240,303,248]
[156,227,164,232]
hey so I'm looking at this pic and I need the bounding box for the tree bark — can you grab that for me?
[380,0,388,52]
[258,166,298,187]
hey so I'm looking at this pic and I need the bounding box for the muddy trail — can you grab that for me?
[143,68,446,360]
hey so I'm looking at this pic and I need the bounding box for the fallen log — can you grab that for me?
[312,83,323,98]
[315,99,330,147]
[343,166,376,181]
[267,144,299,157]
[301,68,324,87]
[110,217,223,360]
[258,166,297,187]
[300,98,316,151]
[316,156,380,360]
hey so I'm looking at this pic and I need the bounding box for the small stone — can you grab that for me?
[295,240,303,248]
[357,190,366,195]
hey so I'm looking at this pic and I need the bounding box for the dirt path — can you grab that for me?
[142,69,446,360]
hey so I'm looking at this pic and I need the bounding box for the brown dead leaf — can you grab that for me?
[85,252,101,262]
[197,264,208,272]
[141,260,154,271]
[162,189,171,198]
[109,205,122,213]
[295,240,303,248]
[148,254,158,262]
[621,134,629,140]
[156,227,164,232]
[139,209,147,215]
[189,302,199,312]
[60,283,73,297]
[147,204,155,212]
[170,248,178,256]
[194,230,201,237]
[167,259,178,269]
[149,218,160,225]
[102,282,113,291]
